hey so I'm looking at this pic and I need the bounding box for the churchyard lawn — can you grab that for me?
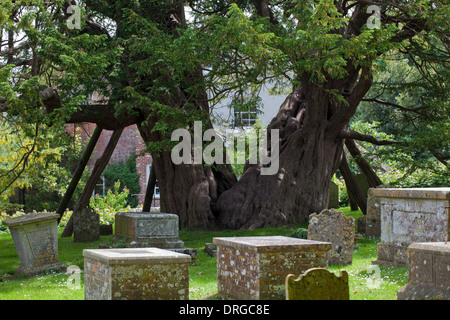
[0,207,407,300]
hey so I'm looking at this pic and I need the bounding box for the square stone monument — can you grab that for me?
[213,236,332,300]
[83,247,191,300]
[371,188,450,266]
[115,212,184,249]
[397,242,450,300]
[2,212,65,275]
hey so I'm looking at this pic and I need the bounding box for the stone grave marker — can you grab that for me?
[83,248,191,300]
[308,209,355,265]
[2,212,65,275]
[285,268,349,300]
[398,242,450,300]
[328,181,339,209]
[73,207,99,242]
[371,187,450,266]
[114,212,196,257]
[213,236,332,300]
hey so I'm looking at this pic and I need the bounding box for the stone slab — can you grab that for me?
[214,236,332,300]
[398,242,450,300]
[213,236,332,253]
[370,188,450,266]
[83,248,191,300]
[115,212,184,249]
[2,212,59,227]
[83,248,192,265]
[2,212,64,275]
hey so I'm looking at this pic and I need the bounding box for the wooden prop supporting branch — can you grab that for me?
[345,139,383,188]
[61,128,124,237]
[339,152,367,215]
[57,126,103,224]
[142,163,157,212]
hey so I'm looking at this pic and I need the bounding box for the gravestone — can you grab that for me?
[115,212,184,249]
[2,212,65,275]
[398,242,450,300]
[308,209,355,265]
[74,207,99,242]
[328,181,339,209]
[214,236,332,300]
[372,188,450,266]
[285,268,349,300]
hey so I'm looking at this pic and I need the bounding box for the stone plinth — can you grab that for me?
[2,212,64,275]
[115,212,184,249]
[371,188,450,266]
[83,248,191,300]
[213,236,332,300]
[398,242,450,300]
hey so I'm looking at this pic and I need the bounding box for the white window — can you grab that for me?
[93,176,106,197]
[146,165,160,199]
[233,105,258,128]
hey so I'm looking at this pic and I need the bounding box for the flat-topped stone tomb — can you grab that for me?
[83,247,191,300]
[371,187,450,266]
[213,236,332,300]
[398,242,450,300]
[2,212,64,275]
[114,212,184,249]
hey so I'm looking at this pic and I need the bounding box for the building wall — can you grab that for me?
[67,123,153,206]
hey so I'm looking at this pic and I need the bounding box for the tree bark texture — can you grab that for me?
[137,121,237,229]
[214,88,345,229]
[339,152,367,215]
[142,162,157,212]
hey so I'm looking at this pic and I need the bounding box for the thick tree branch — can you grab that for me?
[339,129,396,146]
[362,97,429,115]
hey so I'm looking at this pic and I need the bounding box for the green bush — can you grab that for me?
[102,157,140,207]
[90,181,130,225]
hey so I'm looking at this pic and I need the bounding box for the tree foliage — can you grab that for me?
[0,1,448,226]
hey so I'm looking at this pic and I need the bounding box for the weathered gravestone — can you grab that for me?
[328,181,339,209]
[371,188,450,266]
[285,268,349,300]
[308,209,355,265]
[115,212,184,249]
[73,207,99,242]
[83,248,191,300]
[2,212,65,275]
[397,242,450,300]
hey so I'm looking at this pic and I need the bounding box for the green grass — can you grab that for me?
[0,207,408,300]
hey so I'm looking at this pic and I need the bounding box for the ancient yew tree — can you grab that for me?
[1,1,448,230]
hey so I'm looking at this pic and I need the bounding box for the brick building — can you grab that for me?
[66,123,159,207]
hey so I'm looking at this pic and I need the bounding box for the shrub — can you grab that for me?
[90,181,130,225]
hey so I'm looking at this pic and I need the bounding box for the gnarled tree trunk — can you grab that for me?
[215,89,343,228]
[137,121,237,229]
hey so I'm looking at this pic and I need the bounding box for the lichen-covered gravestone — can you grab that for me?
[73,207,99,242]
[308,209,355,265]
[2,212,65,275]
[285,268,349,300]
[397,242,450,300]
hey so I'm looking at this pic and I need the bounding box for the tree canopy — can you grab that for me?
[0,0,448,229]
